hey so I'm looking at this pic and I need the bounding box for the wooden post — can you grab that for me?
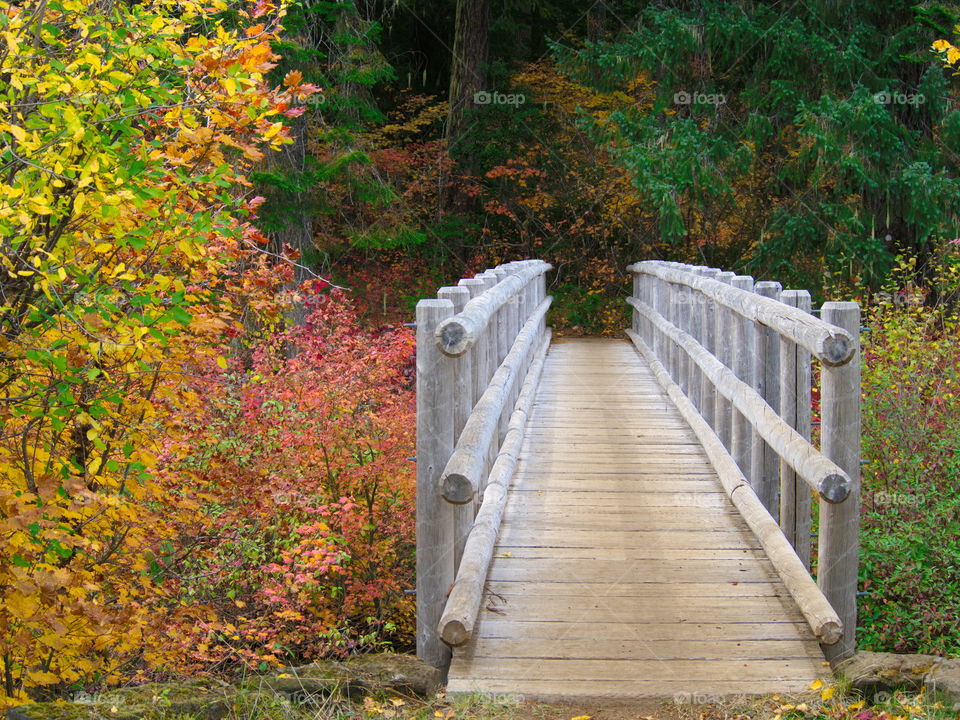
[752,281,782,515]
[714,272,736,449]
[415,299,455,669]
[651,274,664,363]
[687,268,706,410]
[677,281,692,396]
[458,276,488,521]
[731,275,755,480]
[699,268,720,428]
[664,283,683,383]
[493,268,510,366]
[436,286,474,571]
[779,290,813,568]
[818,301,861,662]
[537,265,547,337]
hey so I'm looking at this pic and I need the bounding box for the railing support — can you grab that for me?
[817,302,861,663]
[437,286,474,570]
[415,299,455,669]
[752,281,782,515]
[779,290,813,569]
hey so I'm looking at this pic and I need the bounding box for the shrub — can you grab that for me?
[156,290,416,673]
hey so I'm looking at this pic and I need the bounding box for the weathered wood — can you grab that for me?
[477,272,500,497]
[699,268,720,428]
[441,297,553,504]
[415,299,455,668]
[471,617,820,642]
[779,290,813,567]
[817,302,861,662]
[628,298,852,503]
[436,285,474,570]
[449,339,826,698]
[752,280,782,515]
[438,331,551,646]
[731,275,755,482]
[714,271,736,449]
[435,261,550,356]
[627,329,843,645]
[629,261,855,365]
[462,636,823,661]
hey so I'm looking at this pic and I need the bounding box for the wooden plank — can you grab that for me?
[488,546,766,560]
[460,636,825,661]
[483,580,790,598]
[495,528,762,548]
[445,677,819,700]
[487,557,781,583]
[470,618,819,642]
[449,657,824,682]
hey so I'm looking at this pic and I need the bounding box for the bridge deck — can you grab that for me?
[447,339,827,700]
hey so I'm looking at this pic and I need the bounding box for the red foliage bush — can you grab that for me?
[156,290,416,672]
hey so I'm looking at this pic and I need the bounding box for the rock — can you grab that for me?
[6,680,234,720]
[343,653,443,697]
[251,652,442,703]
[835,651,960,705]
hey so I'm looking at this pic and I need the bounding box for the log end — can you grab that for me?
[435,319,470,357]
[819,473,851,504]
[821,332,854,366]
[818,619,843,645]
[440,618,470,647]
[441,472,475,505]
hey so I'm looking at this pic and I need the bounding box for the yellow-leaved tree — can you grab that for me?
[0,0,316,706]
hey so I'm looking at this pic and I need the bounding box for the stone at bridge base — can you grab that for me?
[253,653,442,700]
[835,651,960,706]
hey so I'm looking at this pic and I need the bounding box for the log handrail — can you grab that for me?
[438,330,552,646]
[629,261,855,365]
[627,260,861,662]
[627,296,851,503]
[626,328,842,645]
[435,260,552,356]
[415,259,551,668]
[440,296,552,504]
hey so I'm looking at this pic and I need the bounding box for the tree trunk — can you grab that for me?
[446,0,490,149]
[264,110,313,329]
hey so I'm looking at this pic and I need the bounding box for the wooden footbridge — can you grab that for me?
[415,260,860,701]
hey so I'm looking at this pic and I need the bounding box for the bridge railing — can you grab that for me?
[416,259,552,668]
[627,260,860,661]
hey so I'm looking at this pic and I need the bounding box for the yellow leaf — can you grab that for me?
[808,679,823,690]
[570,716,592,720]
[821,686,835,701]
[6,592,38,621]
[216,355,227,369]
[26,670,61,685]
[8,124,26,142]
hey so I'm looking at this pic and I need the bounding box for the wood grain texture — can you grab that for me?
[447,339,826,700]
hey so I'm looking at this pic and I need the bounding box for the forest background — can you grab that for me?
[1,0,960,709]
